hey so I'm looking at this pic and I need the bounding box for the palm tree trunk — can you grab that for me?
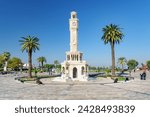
[4,61,8,72]
[41,62,43,71]
[122,64,124,73]
[111,43,115,77]
[28,50,32,78]
[39,63,40,68]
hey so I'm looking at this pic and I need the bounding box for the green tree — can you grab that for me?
[127,59,138,71]
[118,57,127,72]
[56,64,61,73]
[104,68,111,77]
[146,60,150,70]
[19,36,40,78]
[2,52,11,71]
[101,24,124,77]
[97,67,101,72]
[37,56,47,71]
[0,55,4,69]
[44,64,54,69]
[89,66,97,72]
[54,60,59,67]
[54,60,61,73]
[8,57,22,70]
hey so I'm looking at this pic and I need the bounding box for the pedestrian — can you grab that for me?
[143,71,146,80]
[140,71,146,80]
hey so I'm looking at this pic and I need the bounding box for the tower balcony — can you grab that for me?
[66,51,83,61]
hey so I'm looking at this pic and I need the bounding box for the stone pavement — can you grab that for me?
[0,71,150,100]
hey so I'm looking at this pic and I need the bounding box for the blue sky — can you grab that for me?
[0,0,150,67]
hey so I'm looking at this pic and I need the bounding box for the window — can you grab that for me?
[73,14,76,18]
[67,55,70,60]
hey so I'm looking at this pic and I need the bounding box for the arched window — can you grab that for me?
[71,55,73,60]
[80,55,82,61]
[67,55,70,60]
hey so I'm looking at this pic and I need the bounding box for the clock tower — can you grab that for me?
[61,11,88,81]
[69,11,78,52]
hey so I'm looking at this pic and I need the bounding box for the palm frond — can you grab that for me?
[101,24,124,45]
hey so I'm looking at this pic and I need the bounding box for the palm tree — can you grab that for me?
[37,56,47,71]
[118,57,127,72]
[102,24,124,77]
[19,36,40,78]
[2,52,11,71]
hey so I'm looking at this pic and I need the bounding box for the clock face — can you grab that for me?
[72,22,76,26]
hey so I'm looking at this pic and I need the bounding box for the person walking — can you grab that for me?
[143,71,146,80]
[140,71,146,80]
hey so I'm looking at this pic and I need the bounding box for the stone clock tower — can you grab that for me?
[69,11,78,52]
[61,11,88,81]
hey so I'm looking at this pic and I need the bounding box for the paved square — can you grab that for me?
[0,72,150,100]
